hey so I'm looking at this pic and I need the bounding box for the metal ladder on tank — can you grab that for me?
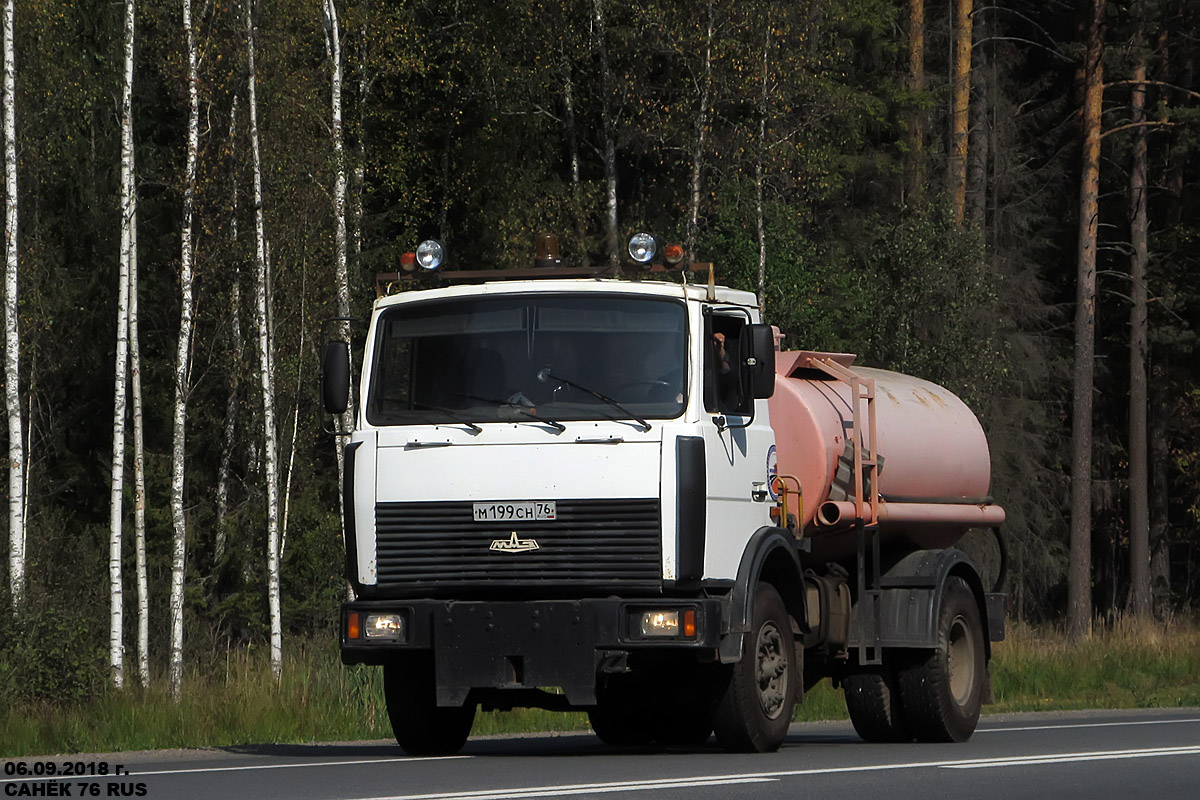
[811,357,883,667]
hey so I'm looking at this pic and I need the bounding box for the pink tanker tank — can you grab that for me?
[767,350,1005,563]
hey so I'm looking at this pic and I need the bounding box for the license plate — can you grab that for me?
[472,501,557,522]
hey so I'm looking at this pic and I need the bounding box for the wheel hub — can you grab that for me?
[947,614,977,706]
[755,620,789,719]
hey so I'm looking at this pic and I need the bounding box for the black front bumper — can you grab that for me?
[341,598,724,706]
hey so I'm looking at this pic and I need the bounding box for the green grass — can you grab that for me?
[3,618,1199,758]
[988,617,1200,711]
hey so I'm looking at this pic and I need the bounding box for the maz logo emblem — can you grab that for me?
[489,532,540,553]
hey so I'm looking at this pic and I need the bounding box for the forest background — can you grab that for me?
[1,0,1199,709]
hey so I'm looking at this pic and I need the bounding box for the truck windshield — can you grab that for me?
[367,294,687,427]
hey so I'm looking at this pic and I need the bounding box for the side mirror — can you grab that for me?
[740,324,776,400]
[322,340,351,414]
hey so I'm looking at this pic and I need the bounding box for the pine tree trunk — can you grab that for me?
[950,0,973,226]
[905,0,925,204]
[967,11,989,225]
[3,0,24,613]
[1068,0,1105,640]
[685,0,714,264]
[1149,369,1170,611]
[169,0,200,700]
[1127,28,1150,618]
[593,0,618,267]
[246,0,282,678]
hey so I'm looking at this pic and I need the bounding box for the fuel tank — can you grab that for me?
[767,350,1003,562]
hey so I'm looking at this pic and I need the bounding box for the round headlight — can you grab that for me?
[416,240,445,271]
[628,232,656,264]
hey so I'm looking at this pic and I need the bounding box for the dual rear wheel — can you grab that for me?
[844,576,985,743]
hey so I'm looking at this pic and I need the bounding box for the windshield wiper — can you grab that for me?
[536,368,652,432]
[511,407,566,433]
[454,392,566,433]
[411,401,483,434]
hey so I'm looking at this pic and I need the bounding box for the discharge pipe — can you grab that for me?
[815,500,1007,530]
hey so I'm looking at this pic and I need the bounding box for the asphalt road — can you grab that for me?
[4,708,1199,800]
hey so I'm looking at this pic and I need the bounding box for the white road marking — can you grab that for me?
[355,745,1200,800]
[369,776,779,800]
[979,717,1200,733]
[361,776,779,800]
[0,755,470,784]
[942,745,1200,769]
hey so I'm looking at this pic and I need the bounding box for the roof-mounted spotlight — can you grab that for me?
[663,243,685,267]
[628,232,657,264]
[416,240,445,271]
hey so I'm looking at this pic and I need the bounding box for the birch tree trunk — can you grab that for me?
[1127,17,1150,618]
[685,0,714,264]
[246,0,283,677]
[121,0,149,688]
[215,96,241,560]
[3,0,25,613]
[280,279,304,561]
[949,0,973,226]
[754,22,770,310]
[562,55,585,254]
[351,23,366,277]
[324,0,352,549]
[592,0,618,267]
[107,0,138,688]
[1068,0,1105,640]
[169,0,200,700]
[130,201,148,687]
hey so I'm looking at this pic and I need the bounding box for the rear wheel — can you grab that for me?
[383,657,476,756]
[843,667,911,743]
[897,576,985,742]
[712,584,797,752]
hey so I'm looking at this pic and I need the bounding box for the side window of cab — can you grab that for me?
[703,314,748,415]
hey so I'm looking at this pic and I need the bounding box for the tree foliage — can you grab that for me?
[2,0,1200,699]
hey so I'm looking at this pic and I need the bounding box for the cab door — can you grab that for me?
[700,308,775,580]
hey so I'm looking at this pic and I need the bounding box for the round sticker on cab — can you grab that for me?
[766,444,778,501]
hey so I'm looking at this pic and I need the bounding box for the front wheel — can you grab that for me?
[588,683,657,747]
[383,657,476,756]
[713,583,797,752]
[897,576,985,742]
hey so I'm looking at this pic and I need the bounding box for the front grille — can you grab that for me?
[374,499,662,591]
